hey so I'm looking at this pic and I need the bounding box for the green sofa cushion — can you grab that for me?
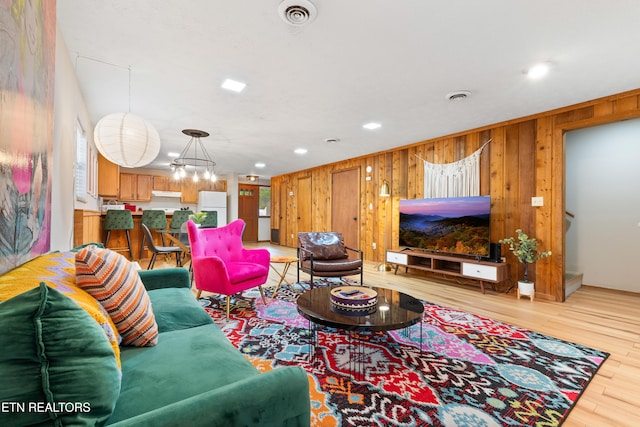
[109,324,258,424]
[0,283,121,426]
[147,288,213,333]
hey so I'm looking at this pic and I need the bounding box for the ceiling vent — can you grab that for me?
[446,90,472,102]
[278,0,317,26]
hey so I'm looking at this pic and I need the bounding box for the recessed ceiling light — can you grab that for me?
[363,122,381,130]
[526,62,551,79]
[221,78,246,92]
[294,148,308,155]
[168,152,180,157]
[254,162,266,168]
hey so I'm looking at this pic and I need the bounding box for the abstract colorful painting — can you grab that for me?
[0,0,56,274]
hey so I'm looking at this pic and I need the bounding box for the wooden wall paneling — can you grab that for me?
[534,116,555,300]
[361,158,374,260]
[280,178,289,245]
[479,129,492,196]
[376,153,385,258]
[551,126,566,301]
[286,176,296,246]
[382,153,393,261]
[515,121,537,288]
[519,121,537,231]
[311,170,323,232]
[407,146,418,199]
[488,126,507,254]
[391,150,408,252]
[454,135,466,159]
[73,210,102,247]
[504,124,519,271]
[443,137,454,162]
[393,149,408,199]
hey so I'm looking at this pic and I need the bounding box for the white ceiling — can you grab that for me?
[57,0,640,182]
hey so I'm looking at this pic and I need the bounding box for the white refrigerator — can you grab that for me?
[197,191,227,227]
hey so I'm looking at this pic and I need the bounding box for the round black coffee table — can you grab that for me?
[296,285,424,332]
[297,286,424,378]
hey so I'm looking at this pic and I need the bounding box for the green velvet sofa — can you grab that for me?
[0,252,311,427]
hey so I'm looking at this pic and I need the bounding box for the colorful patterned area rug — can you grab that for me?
[200,279,608,427]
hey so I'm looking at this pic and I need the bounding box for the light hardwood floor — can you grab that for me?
[144,243,640,427]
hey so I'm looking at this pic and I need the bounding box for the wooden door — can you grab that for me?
[296,176,312,237]
[238,185,259,241]
[331,168,360,252]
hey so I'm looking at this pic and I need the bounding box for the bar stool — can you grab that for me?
[199,210,218,228]
[169,210,193,236]
[103,210,134,259]
[140,210,168,259]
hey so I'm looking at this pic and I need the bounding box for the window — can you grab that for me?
[258,186,271,217]
[75,120,97,202]
[75,121,87,202]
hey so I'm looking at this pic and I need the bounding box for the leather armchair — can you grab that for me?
[187,219,269,318]
[297,232,363,287]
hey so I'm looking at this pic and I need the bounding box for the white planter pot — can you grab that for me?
[517,280,535,301]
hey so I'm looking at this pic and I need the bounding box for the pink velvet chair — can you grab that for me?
[187,219,270,318]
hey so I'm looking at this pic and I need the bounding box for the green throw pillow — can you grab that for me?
[0,283,121,426]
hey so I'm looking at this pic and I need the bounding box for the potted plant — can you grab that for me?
[189,212,208,226]
[500,229,551,300]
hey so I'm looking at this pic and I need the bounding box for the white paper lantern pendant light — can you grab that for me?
[94,112,160,168]
[92,64,160,168]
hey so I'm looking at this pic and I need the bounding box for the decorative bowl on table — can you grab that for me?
[330,286,378,315]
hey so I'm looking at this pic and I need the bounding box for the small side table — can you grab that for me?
[269,256,299,298]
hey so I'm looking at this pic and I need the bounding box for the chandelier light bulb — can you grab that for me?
[204,170,211,179]
[173,170,180,180]
[193,172,199,183]
[210,173,217,183]
[180,168,186,178]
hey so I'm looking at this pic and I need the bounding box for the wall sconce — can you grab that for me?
[378,179,392,271]
[380,180,391,197]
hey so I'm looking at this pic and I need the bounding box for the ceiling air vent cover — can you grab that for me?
[278,0,317,26]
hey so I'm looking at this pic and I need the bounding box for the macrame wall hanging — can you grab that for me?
[418,139,491,198]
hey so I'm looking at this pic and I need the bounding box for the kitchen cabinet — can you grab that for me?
[180,179,198,204]
[97,154,119,198]
[198,179,227,192]
[153,176,181,192]
[119,173,152,201]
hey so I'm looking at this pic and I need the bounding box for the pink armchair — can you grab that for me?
[187,219,270,318]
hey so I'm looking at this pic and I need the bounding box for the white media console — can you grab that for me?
[386,249,510,293]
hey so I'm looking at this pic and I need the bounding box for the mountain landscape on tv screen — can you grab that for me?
[399,213,490,256]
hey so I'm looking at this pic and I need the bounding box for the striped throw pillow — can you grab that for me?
[75,246,158,347]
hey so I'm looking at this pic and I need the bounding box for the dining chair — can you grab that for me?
[141,224,183,269]
[140,210,167,259]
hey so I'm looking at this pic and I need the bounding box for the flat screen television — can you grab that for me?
[398,196,491,257]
